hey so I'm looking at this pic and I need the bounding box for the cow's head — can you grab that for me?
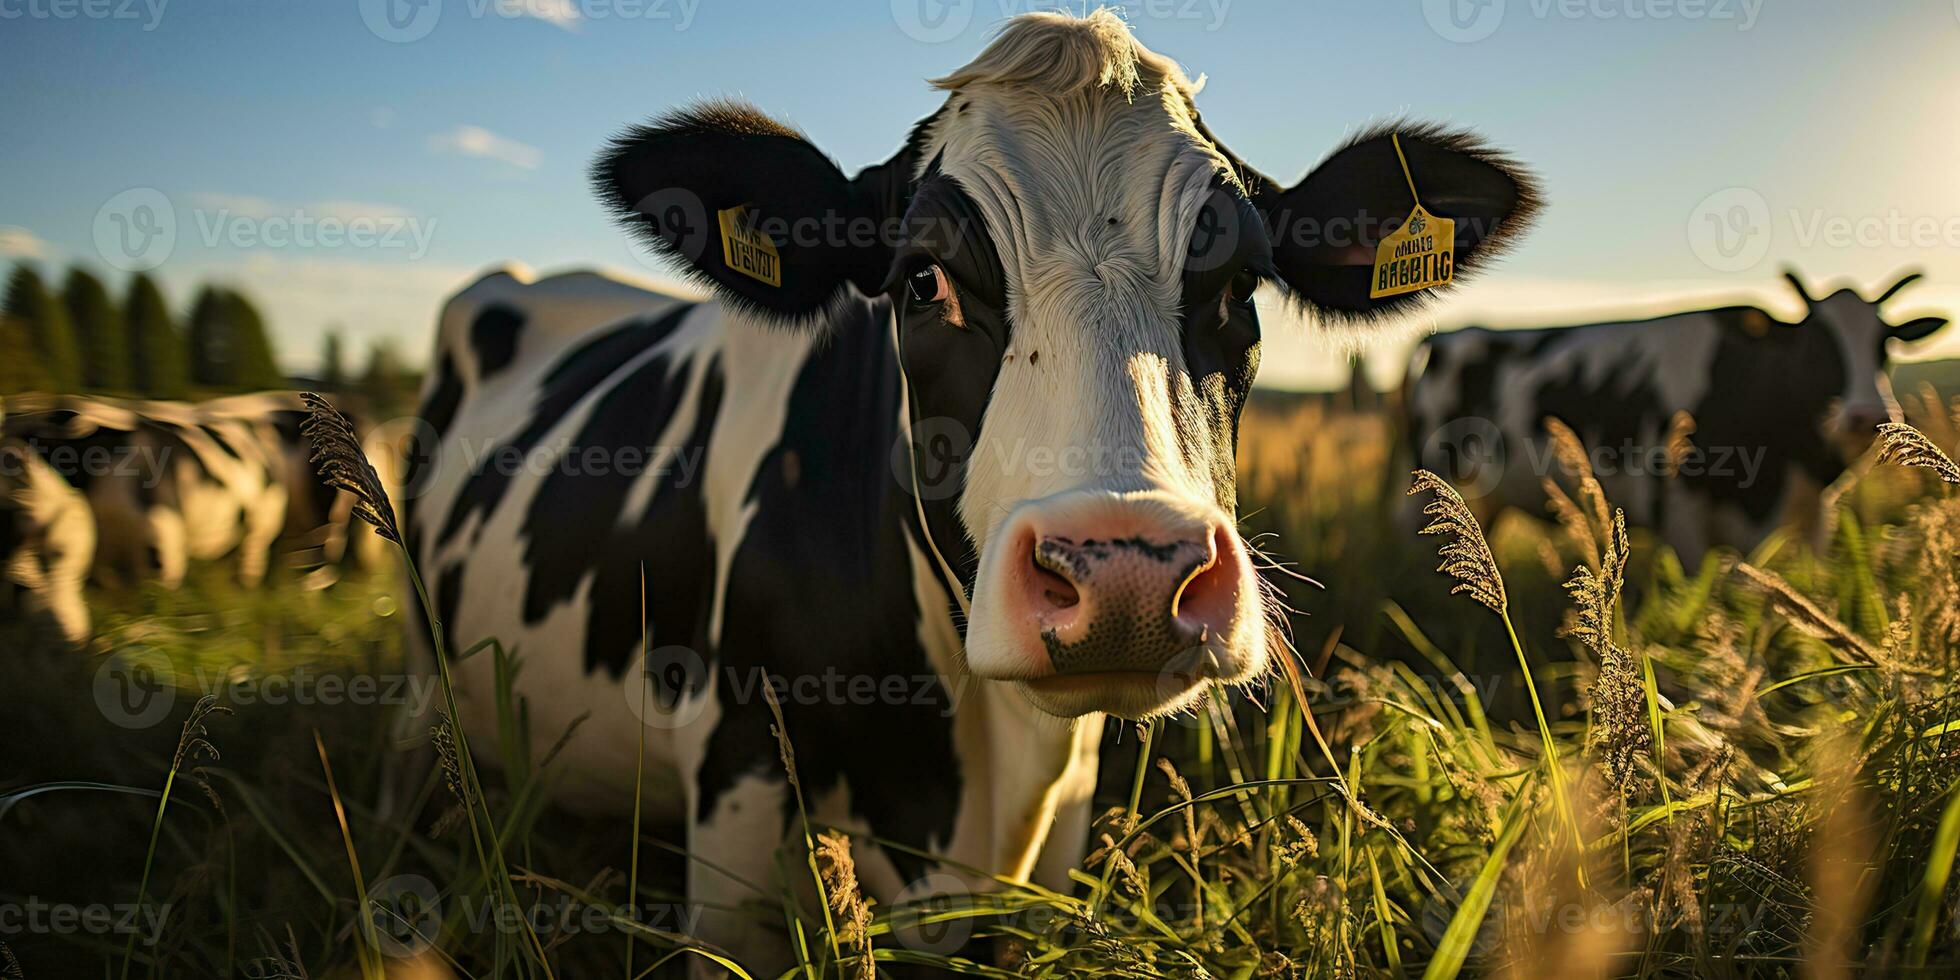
[594,10,1537,719]
[1781,269,1946,461]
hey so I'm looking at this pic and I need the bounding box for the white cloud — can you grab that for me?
[0,225,53,260]
[427,125,542,171]
[511,0,581,30]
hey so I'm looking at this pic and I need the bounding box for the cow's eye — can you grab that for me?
[1228,271,1260,304]
[906,264,950,305]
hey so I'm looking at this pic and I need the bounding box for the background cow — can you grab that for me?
[1406,269,1947,560]
[0,424,95,646]
[408,10,1536,965]
[2,394,290,589]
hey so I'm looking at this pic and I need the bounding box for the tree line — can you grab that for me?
[1,263,417,414]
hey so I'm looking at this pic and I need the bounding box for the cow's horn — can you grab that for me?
[1873,270,1924,306]
[1781,267,1815,305]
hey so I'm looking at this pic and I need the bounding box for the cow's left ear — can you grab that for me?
[1231,121,1540,322]
[1891,316,1948,342]
[592,100,898,324]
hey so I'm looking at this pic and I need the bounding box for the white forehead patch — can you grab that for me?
[1813,291,1888,412]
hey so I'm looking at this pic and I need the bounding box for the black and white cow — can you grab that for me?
[0,424,96,646]
[1406,269,1947,559]
[2,394,290,589]
[407,10,1536,963]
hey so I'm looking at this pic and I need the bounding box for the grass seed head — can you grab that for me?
[1409,470,1507,614]
[298,391,401,544]
[1876,421,1960,485]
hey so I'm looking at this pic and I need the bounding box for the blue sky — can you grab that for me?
[4,0,1959,388]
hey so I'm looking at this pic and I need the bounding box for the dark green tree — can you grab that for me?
[362,340,412,418]
[0,314,56,396]
[62,266,130,391]
[189,286,285,391]
[124,272,188,398]
[3,265,82,390]
[321,330,347,391]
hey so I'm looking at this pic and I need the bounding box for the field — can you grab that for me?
[8,379,1960,978]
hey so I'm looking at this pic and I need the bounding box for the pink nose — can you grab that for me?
[998,498,1244,677]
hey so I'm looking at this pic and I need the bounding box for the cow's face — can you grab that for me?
[1783,271,1946,461]
[595,10,1538,719]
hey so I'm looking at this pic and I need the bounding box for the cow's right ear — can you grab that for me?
[592,100,895,324]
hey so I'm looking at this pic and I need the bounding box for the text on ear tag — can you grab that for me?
[718,205,781,288]
[1371,204,1455,299]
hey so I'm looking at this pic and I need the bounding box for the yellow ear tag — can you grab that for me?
[1370,135,1456,300]
[717,205,781,287]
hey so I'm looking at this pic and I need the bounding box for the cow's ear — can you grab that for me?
[1892,316,1948,343]
[1234,121,1540,322]
[593,100,895,324]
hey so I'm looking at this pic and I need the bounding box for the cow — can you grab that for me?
[199,391,399,576]
[405,10,1537,965]
[1405,269,1947,561]
[0,423,96,647]
[2,394,290,589]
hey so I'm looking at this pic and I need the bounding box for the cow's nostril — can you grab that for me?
[1033,562,1079,609]
[1172,527,1238,637]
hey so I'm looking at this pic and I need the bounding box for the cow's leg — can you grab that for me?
[147,507,188,589]
[237,483,287,587]
[686,772,793,977]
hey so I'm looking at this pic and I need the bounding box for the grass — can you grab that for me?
[6,386,1960,976]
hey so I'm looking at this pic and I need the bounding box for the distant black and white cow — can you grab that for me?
[2,395,289,588]
[0,427,95,646]
[1406,269,1947,559]
[407,10,1536,963]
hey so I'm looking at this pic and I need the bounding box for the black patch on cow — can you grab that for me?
[698,296,962,881]
[1683,307,1844,520]
[471,304,525,379]
[516,341,726,677]
[436,306,695,548]
[198,424,243,460]
[1177,185,1265,513]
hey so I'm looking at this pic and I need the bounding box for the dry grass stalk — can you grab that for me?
[1735,562,1885,665]
[1664,410,1697,477]
[1409,470,1507,614]
[1565,511,1650,791]
[1875,421,1960,485]
[1543,416,1611,536]
[299,392,401,544]
[814,831,874,978]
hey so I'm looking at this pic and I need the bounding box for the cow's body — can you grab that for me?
[3,394,290,589]
[1406,276,1945,559]
[409,267,1100,953]
[408,10,1538,966]
[0,434,95,645]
